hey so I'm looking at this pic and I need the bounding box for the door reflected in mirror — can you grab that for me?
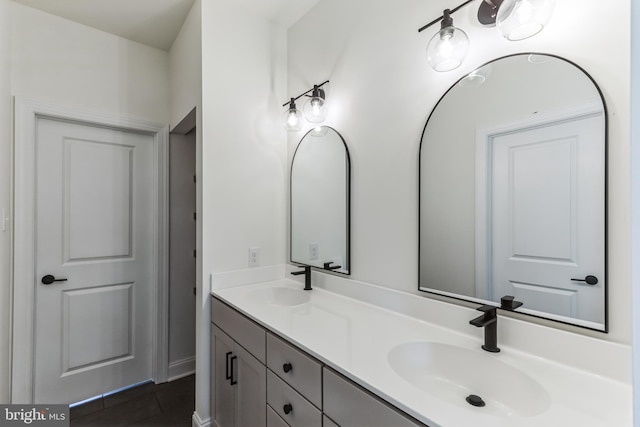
[419,54,606,331]
[291,126,350,274]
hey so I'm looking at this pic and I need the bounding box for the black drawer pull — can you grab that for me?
[283,403,293,415]
[225,352,232,380]
[283,362,292,373]
[230,355,237,385]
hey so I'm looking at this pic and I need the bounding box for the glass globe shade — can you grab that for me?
[283,107,303,132]
[496,0,556,41]
[310,125,329,137]
[303,95,328,123]
[426,25,469,72]
[459,64,492,87]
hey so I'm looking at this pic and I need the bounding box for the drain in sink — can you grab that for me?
[466,394,486,407]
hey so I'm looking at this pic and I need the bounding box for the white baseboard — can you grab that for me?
[168,356,195,381]
[192,411,212,427]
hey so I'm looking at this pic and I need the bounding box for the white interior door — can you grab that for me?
[490,113,605,325]
[34,117,155,404]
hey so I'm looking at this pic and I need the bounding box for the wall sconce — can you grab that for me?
[283,98,303,132]
[426,9,469,72]
[419,0,555,72]
[282,80,330,132]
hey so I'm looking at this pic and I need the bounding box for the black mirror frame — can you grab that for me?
[290,126,352,275]
[417,53,609,332]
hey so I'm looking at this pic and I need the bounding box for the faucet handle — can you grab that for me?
[475,304,497,313]
[291,265,311,275]
[500,295,523,311]
[323,262,341,271]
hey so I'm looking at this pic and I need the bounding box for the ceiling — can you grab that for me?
[13,0,321,51]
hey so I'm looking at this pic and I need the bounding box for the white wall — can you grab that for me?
[198,0,287,421]
[288,0,631,344]
[169,0,202,131]
[630,0,640,423]
[168,0,202,392]
[0,0,11,405]
[11,3,170,124]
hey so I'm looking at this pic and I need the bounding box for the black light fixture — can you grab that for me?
[282,80,330,132]
[425,8,470,72]
[283,98,303,132]
[419,0,555,72]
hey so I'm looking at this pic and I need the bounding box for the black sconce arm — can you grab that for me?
[282,80,330,107]
[417,0,475,33]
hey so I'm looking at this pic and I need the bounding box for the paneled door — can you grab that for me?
[490,113,604,325]
[33,117,155,404]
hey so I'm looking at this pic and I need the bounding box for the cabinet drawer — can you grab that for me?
[323,368,425,427]
[323,415,339,427]
[212,297,266,363]
[267,370,321,427]
[267,405,289,427]
[267,333,322,407]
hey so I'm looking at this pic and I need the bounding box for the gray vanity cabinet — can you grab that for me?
[267,405,290,427]
[266,333,322,427]
[323,368,424,427]
[211,296,426,427]
[211,299,267,427]
[323,415,340,427]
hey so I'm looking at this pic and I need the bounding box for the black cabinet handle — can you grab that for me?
[283,403,293,415]
[230,355,237,385]
[283,362,292,373]
[571,275,598,285]
[225,352,232,380]
[41,275,68,285]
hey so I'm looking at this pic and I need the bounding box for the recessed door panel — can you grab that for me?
[65,138,134,262]
[62,283,133,373]
[510,282,577,318]
[509,138,576,262]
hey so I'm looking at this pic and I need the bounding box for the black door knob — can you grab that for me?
[41,275,68,285]
[571,275,598,285]
[283,403,293,415]
[283,363,292,373]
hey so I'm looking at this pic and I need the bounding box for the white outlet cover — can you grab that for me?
[248,247,260,267]
[309,243,319,260]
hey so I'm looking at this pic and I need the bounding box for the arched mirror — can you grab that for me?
[419,54,607,331]
[291,126,350,274]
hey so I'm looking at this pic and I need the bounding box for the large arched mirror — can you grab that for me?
[419,54,607,331]
[291,126,350,274]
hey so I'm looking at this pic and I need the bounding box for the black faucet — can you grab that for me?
[323,261,341,271]
[291,266,312,290]
[469,305,500,353]
[500,295,523,311]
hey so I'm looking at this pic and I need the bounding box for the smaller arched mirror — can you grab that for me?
[291,126,350,274]
[419,54,607,331]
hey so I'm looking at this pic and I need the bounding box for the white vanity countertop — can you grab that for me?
[211,279,631,427]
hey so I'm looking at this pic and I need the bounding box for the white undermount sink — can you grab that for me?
[247,286,310,306]
[387,341,550,417]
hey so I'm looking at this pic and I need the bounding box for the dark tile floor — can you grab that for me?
[70,375,195,427]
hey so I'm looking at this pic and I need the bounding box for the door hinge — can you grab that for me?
[193,249,197,258]
[193,212,196,221]
[193,175,197,183]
